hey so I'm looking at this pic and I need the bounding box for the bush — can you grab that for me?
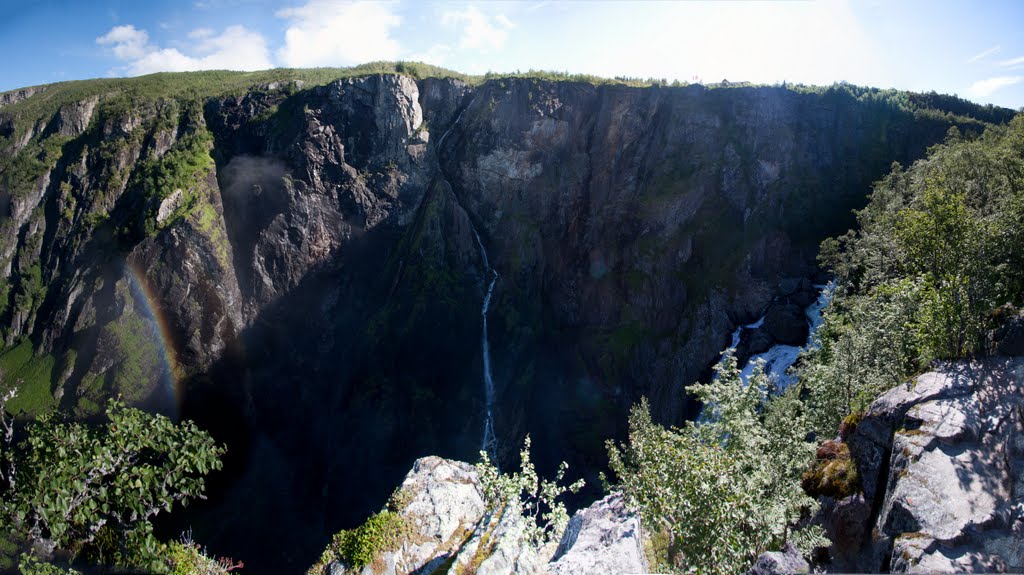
[476,436,584,548]
[308,509,408,574]
[801,441,860,499]
[0,389,226,571]
[606,354,825,574]
[165,534,243,575]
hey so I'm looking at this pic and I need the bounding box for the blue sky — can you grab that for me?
[2,0,1023,109]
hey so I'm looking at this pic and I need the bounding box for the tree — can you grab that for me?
[896,179,992,359]
[0,390,226,571]
[606,355,824,574]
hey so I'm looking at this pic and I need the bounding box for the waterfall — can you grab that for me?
[721,282,835,391]
[432,93,500,458]
[474,228,499,458]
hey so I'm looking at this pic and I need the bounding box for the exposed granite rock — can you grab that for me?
[52,96,99,137]
[320,457,644,575]
[549,493,646,575]
[815,494,884,573]
[327,456,487,575]
[745,543,809,575]
[828,357,1024,573]
[0,85,46,108]
[446,505,545,575]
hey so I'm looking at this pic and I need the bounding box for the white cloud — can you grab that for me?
[96,25,272,76]
[967,45,1000,64]
[442,6,514,52]
[967,75,1023,98]
[997,55,1024,68]
[276,1,402,68]
[96,25,150,61]
[409,44,454,66]
[188,28,215,40]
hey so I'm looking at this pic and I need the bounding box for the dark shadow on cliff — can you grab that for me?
[157,190,487,574]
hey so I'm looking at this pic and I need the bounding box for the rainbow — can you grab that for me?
[123,259,184,412]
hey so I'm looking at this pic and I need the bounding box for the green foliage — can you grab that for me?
[606,355,825,574]
[103,311,164,404]
[310,509,408,573]
[0,340,57,416]
[0,397,225,571]
[800,280,921,437]
[475,436,585,548]
[805,113,1024,436]
[17,553,81,575]
[165,535,243,575]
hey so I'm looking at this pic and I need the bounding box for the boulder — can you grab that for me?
[821,495,873,572]
[316,458,653,575]
[447,505,544,575]
[745,543,808,575]
[325,456,487,575]
[746,327,775,356]
[549,493,646,575]
[778,277,802,296]
[840,357,1024,573]
[764,302,808,345]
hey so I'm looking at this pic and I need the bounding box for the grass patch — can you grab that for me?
[104,311,163,404]
[0,339,57,416]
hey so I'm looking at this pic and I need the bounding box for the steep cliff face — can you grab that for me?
[0,71,1007,571]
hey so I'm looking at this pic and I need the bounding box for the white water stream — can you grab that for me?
[725,282,834,391]
[435,95,500,458]
[474,229,499,458]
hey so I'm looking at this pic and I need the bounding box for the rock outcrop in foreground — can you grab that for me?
[821,356,1024,573]
[316,456,646,575]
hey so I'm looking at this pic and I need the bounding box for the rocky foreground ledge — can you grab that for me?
[820,355,1024,573]
[310,456,646,575]
[313,356,1024,575]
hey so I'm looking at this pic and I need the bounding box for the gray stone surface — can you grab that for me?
[324,458,652,575]
[745,543,808,575]
[329,456,487,575]
[549,492,647,575]
[836,357,1024,573]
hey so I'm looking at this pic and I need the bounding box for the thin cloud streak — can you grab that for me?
[967,75,1023,98]
[967,44,1000,63]
[997,55,1024,68]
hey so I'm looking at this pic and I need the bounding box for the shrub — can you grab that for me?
[475,435,585,548]
[0,389,226,571]
[801,441,860,499]
[165,533,243,575]
[308,509,408,574]
[606,354,826,574]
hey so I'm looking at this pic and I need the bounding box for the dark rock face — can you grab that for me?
[764,302,808,345]
[992,308,1024,356]
[0,75,982,571]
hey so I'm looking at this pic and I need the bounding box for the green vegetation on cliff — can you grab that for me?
[805,116,1024,436]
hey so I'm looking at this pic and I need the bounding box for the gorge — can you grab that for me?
[0,65,1015,572]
